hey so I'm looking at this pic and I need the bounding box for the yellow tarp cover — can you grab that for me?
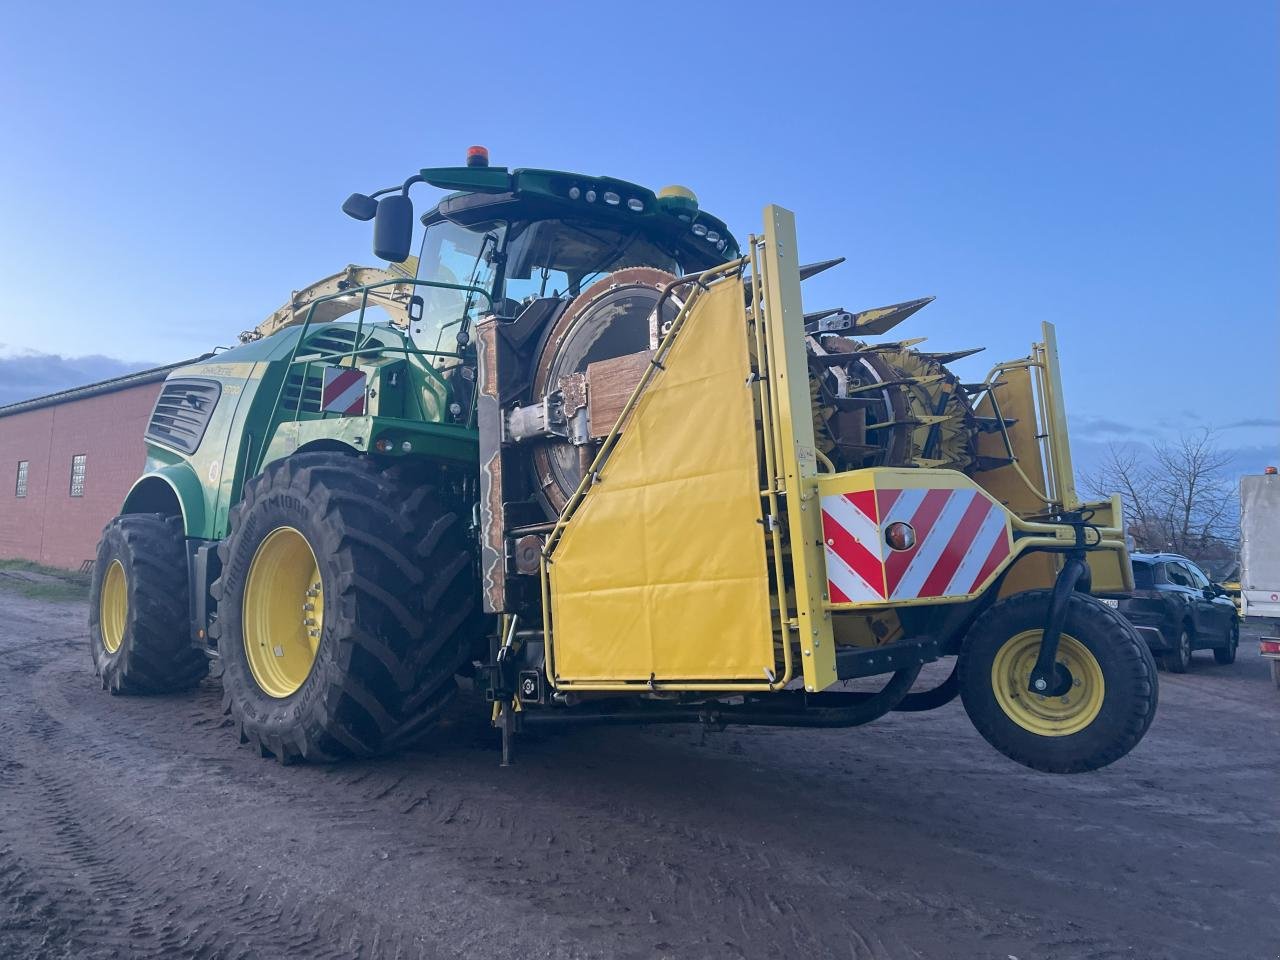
[548,276,774,683]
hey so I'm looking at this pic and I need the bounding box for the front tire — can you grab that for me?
[958,590,1158,774]
[212,453,480,763]
[89,514,207,694]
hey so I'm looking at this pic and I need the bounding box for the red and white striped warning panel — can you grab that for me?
[321,367,367,415]
[820,486,1012,604]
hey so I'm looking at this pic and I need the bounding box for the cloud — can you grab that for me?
[1072,415,1140,436]
[0,348,157,408]
[1222,417,1280,429]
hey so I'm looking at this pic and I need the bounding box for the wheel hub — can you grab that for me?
[992,631,1104,737]
[242,526,324,698]
[99,559,127,654]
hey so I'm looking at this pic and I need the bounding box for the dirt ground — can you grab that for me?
[0,585,1276,960]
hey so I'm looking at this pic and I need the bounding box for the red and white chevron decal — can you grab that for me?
[321,367,367,415]
[821,486,1011,604]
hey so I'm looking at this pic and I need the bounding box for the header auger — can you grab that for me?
[89,150,1157,774]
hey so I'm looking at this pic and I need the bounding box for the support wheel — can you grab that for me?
[211,452,481,763]
[1213,624,1238,665]
[958,590,1158,774]
[89,514,208,694]
[1161,626,1193,673]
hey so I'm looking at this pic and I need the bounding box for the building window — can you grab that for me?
[15,460,28,497]
[69,454,86,497]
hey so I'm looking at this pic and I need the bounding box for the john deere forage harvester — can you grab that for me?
[89,149,1157,773]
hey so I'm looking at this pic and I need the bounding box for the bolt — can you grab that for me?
[1033,678,1048,692]
[804,650,811,657]
[303,603,315,612]
[304,618,317,627]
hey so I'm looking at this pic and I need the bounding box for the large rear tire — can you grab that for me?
[958,590,1158,773]
[211,452,480,763]
[89,514,208,694]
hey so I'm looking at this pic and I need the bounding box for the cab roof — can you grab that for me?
[416,165,740,264]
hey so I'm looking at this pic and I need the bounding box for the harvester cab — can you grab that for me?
[88,149,1158,775]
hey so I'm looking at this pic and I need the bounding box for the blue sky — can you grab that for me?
[0,1,1275,476]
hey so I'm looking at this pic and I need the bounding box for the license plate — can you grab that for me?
[1099,598,1119,608]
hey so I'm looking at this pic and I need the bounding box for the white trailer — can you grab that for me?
[1240,469,1280,687]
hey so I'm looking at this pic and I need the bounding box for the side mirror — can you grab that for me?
[1202,585,1215,600]
[373,194,414,263]
[341,193,378,221]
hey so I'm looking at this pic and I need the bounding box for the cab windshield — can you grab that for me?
[413,219,504,357]
[500,219,680,303]
[412,215,688,356]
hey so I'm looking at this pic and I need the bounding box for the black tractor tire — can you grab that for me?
[1162,625,1193,673]
[211,452,481,763]
[1213,624,1238,665]
[958,590,1158,774]
[89,514,208,694]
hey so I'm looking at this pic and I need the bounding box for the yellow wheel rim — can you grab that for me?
[991,630,1105,737]
[242,526,324,699]
[99,559,127,654]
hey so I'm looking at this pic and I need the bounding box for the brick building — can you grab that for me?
[0,359,204,569]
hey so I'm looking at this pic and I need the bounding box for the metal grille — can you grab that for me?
[146,378,222,455]
[69,454,85,497]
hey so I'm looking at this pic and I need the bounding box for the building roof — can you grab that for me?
[0,354,214,419]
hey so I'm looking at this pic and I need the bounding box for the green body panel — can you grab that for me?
[126,321,476,541]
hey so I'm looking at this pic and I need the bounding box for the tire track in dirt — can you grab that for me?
[1,592,1277,959]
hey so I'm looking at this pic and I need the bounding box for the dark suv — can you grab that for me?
[1101,553,1239,672]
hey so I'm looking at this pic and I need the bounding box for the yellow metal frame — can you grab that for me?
[760,207,837,693]
[536,205,1131,696]
[816,467,1132,611]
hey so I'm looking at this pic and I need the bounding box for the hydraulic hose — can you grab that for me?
[892,660,960,712]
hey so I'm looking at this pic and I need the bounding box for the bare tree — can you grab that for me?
[1082,428,1237,570]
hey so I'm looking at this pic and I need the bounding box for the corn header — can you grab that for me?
[88,149,1157,774]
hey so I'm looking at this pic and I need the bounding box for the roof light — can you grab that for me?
[585,189,597,202]
[691,223,708,237]
[657,184,699,216]
[705,230,720,243]
[568,185,581,200]
[466,145,489,168]
[603,191,621,206]
[375,438,394,453]
[627,197,644,212]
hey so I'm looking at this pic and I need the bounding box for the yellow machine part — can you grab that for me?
[546,276,775,683]
[973,365,1058,596]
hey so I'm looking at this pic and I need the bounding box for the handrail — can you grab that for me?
[255,276,494,474]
